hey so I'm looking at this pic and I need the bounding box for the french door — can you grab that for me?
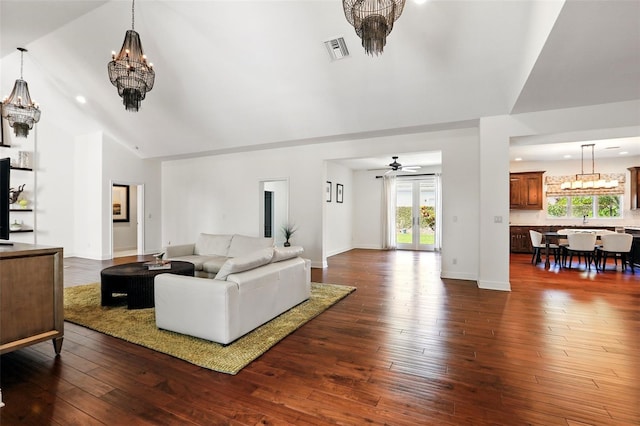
[395,177,438,251]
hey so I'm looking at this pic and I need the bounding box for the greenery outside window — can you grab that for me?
[547,195,622,218]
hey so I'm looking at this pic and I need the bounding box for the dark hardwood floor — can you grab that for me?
[1,250,638,425]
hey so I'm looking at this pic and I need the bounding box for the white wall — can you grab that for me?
[73,132,103,259]
[102,134,162,258]
[325,162,353,257]
[162,127,482,275]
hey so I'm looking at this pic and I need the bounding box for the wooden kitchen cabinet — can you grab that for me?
[510,226,533,253]
[510,171,544,210]
[628,167,640,210]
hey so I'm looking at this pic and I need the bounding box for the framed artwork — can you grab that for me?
[112,184,130,222]
[326,181,332,202]
[336,183,344,203]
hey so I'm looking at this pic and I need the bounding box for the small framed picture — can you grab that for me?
[336,183,344,203]
[326,181,332,202]
[112,184,130,222]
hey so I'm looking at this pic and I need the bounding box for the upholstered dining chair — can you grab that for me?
[529,230,560,265]
[597,233,634,273]
[564,232,597,270]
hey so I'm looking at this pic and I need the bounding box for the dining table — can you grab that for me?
[542,229,615,268]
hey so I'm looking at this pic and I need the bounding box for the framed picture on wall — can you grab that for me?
[336,183,344,203]
[112,184,130,222]
[326,181,332,202]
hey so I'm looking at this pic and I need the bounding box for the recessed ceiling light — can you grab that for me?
[563,154,572,159]
[619,151,628,155]
[414,0,429,4]
[514,157,522,161]
[75,95,87,104]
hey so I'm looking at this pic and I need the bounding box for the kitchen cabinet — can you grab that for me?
[628,167,640,210]
[625,228,640,269]
[510,226,533,253]
[510,171,544,210]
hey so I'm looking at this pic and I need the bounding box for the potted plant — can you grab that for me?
[282,222,297,247]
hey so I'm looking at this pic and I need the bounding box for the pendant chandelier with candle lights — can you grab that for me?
[560,144,619,190]
[108,0,155,112]
[1,48,41,138]
[342,0,406,56]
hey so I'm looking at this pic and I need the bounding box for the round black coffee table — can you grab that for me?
[100,261,194,309]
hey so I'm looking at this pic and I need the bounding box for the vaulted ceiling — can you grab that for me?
[1,0,639,162]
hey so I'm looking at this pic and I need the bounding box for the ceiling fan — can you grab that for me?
[369,156,421,174]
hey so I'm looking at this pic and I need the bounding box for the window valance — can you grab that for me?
[545,173,625,196]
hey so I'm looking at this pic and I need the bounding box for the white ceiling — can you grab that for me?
[1,0,639,164]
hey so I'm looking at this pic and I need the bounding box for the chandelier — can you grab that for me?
[108,0,155,112]
[561,144,619,190]
[1,48,41,138]
[342,0,406,56]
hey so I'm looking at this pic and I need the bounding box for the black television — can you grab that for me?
[0,157,11,244]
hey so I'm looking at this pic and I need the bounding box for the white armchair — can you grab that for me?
[597,233,634,273]
[564,233,597,270]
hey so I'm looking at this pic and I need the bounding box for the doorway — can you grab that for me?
[259,179,289,246]
[395,177,439,251]
[111,182,145,258]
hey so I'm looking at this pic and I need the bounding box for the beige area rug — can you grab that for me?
[64,282,355,375]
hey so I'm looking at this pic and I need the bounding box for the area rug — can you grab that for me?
[64,282,355,375]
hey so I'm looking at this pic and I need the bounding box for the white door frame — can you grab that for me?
[110,181,145,258]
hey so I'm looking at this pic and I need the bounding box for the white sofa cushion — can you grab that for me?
[227,235,274,258]
[215,247,274,280]
[195,233,233,256]
[271,246,304,263]
[167,254,222,271]
[202,256,230,274]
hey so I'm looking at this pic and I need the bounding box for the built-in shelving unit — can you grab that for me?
[0,114,37,243]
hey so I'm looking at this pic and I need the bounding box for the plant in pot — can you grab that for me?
[282,223,297,247]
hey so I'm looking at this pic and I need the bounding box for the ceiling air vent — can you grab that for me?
[324,37,349,61]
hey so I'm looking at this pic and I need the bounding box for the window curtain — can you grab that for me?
[382,175,396,250]
[434,173,442,251]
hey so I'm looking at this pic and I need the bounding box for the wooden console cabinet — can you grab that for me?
[0,243,64,355]
[510,171,544,210]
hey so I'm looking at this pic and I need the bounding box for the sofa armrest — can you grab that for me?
[163,243,195,259]
[154,274,240,343]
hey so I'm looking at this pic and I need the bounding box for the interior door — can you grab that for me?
[396,178,437,251]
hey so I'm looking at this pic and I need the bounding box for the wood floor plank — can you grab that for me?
[1,250,638,425]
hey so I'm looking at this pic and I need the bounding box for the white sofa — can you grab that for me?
[163,233,276,278]
[154,243,311,345]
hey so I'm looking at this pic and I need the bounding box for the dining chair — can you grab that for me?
[597,233,634,273]
[529,230,559,265]
[564,232,597,270]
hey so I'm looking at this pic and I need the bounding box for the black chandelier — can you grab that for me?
[342,0,406,56]
[1,48,41,138]
[108,0,155,112]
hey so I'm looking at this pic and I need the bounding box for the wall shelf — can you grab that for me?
[10,209,33,212]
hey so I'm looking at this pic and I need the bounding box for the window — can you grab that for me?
[547,195,622,218]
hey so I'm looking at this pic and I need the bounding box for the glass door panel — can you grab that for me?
[396,179,437,251]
